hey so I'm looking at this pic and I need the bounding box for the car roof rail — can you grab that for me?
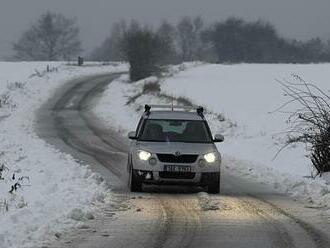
[144,104,205,118]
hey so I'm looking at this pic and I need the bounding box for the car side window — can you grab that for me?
[135,117,144,137]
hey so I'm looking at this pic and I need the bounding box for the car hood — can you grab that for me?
[136,141,217,155]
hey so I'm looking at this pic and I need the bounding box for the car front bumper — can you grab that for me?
[132,169,220,186]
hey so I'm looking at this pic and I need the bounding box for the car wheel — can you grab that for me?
[207,173,220,194]
[130,168,142,192]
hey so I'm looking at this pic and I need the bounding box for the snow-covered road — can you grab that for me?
[40,73,330,248]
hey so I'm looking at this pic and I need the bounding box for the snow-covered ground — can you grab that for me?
[0,62,127,248]
[94,63,330,214]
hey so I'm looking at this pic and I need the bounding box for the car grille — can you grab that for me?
[159,172,196,179]
[156,154,198,163]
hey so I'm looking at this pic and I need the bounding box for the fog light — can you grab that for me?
[137,170,144,176]
[198,159,206,167]
[149,157,157,166]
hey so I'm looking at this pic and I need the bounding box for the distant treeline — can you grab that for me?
[91,17,330,64]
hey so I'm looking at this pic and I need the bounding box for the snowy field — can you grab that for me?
[161,64,330,176]
[0,62,127,248]
[94,63,330,213]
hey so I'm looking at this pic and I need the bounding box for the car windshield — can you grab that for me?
[139,119,212,143]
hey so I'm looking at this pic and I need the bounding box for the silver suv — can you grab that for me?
[127,105,224,193]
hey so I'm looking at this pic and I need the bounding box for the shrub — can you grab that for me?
[277,75,330,175]
[7,81,25,90]
[122,29,162,81]
[142,82,161,94]
[121,22,172,81]
[0,93,10,108]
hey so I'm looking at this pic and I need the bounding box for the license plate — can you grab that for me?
[164,165,191,172]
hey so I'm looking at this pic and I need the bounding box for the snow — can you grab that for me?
[162,64,330,176]
[93,62,330,213]
[0,61,128,248]
[197,192,220,211]
[161,63,330,206]
[94,74,138,135]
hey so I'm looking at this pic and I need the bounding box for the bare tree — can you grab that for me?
[110,20,128,61]
[156,21,177,64]
[176,16,204,61]
[177,17,194,61]
[89,36,113,61]
[90,20,127,61]
[193,16,205,60]
[12,11,82,61]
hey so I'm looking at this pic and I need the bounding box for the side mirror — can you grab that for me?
[128,131,137,140]
[213,134,224,143]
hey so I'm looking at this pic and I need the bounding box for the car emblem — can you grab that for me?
[174,151,181,157]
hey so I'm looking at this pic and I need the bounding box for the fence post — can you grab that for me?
[78,56,84,66]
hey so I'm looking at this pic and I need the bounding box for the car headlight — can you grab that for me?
[204,152,216,163]
[137,150,151,161]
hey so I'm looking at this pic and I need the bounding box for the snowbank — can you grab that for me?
[0,62,127,248]
[93,63,330,213]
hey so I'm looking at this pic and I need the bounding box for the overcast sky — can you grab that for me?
[1,0,330,59]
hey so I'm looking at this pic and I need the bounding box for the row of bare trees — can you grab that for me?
[90,16,208,64]
[91,17,330,64]
[89,17,209,80]
[11,12,330,66]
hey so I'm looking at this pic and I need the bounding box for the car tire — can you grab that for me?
[207,173,220,194]
[130,169,142,192]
